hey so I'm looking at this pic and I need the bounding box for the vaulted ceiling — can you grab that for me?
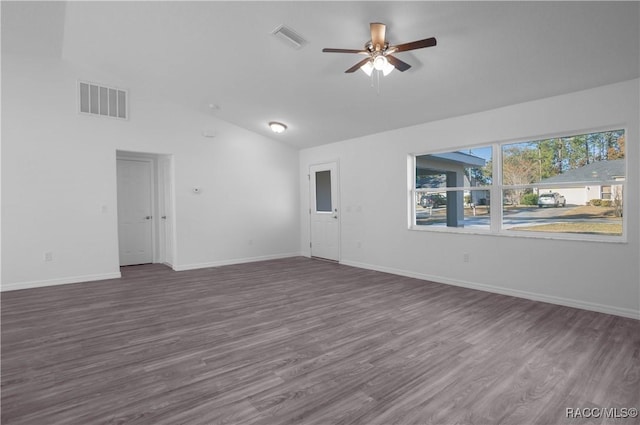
[3,1,639,149]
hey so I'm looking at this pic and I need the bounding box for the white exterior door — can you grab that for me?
[310,162,339,261]
[117,158,154,266]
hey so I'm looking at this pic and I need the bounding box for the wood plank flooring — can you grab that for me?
[2,257,639,425]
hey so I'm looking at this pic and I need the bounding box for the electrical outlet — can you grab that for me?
[463,253,469,263]
[44,252,53,262]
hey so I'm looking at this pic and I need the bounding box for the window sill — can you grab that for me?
[408,225,627,244]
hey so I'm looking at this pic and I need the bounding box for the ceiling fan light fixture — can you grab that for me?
[372,55,388,71]
[382,60,395,76]
[360,60,374,76]
[269,121,287,133]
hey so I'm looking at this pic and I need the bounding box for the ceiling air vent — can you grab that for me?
[272,24,308,50]
[78,81,128,120]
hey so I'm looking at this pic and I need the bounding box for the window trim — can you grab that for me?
[409,127,628,243]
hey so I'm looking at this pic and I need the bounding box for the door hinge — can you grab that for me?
[309,208,311,214]
[307,174,310,180]
[310,242,312,248]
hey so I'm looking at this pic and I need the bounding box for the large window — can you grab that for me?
[410,129,626,240]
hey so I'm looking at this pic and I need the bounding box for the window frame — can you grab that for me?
[409,128,627,243]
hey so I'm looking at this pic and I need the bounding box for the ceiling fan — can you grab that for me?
[322,22,437,76]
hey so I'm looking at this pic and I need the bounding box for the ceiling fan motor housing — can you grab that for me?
[365,41,389,53]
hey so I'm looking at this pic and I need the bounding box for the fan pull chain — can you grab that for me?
[368,70,382,95]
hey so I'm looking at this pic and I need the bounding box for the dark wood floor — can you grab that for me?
[2,257,639,425]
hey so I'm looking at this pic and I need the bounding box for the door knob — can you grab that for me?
[145,216,152,220]
[333,215,338,219]
[161,216,167,219]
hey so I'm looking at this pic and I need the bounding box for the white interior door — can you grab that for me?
[310,162,339,261]
[157,156,174,267]
[117,158,154,266]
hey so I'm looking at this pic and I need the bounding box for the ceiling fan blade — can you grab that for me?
[370,22,386,51]
[345,57,373,73]
[322,48,368,54]
[386,55,412,72]
[390,37,437,53]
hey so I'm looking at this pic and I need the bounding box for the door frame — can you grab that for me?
[116,151,175,267]
[308,160,341,262]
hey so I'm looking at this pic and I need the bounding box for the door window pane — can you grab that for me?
[315,170,332,212]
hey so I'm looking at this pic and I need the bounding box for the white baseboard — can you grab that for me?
[340,260,640,320]
[1,272,122,292]
[0,254,300,291]
[173,252,302,272]
[5,257,635,319]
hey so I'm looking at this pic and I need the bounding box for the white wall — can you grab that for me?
[2,54,300,290]
[300,79,640,319]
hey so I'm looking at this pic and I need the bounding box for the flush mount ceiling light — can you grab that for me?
[269,121,287,133]
[322,22,437,75]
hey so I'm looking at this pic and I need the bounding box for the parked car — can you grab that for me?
[538,192,566,208]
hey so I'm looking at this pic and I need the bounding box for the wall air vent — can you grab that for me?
[271,24,308,50]
[78,81,128,120]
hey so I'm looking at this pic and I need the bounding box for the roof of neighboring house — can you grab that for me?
[539,159,625,184]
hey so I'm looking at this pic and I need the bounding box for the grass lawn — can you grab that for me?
[512,204,622,235]
[512,222,622,236]
[560,205,621,219]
